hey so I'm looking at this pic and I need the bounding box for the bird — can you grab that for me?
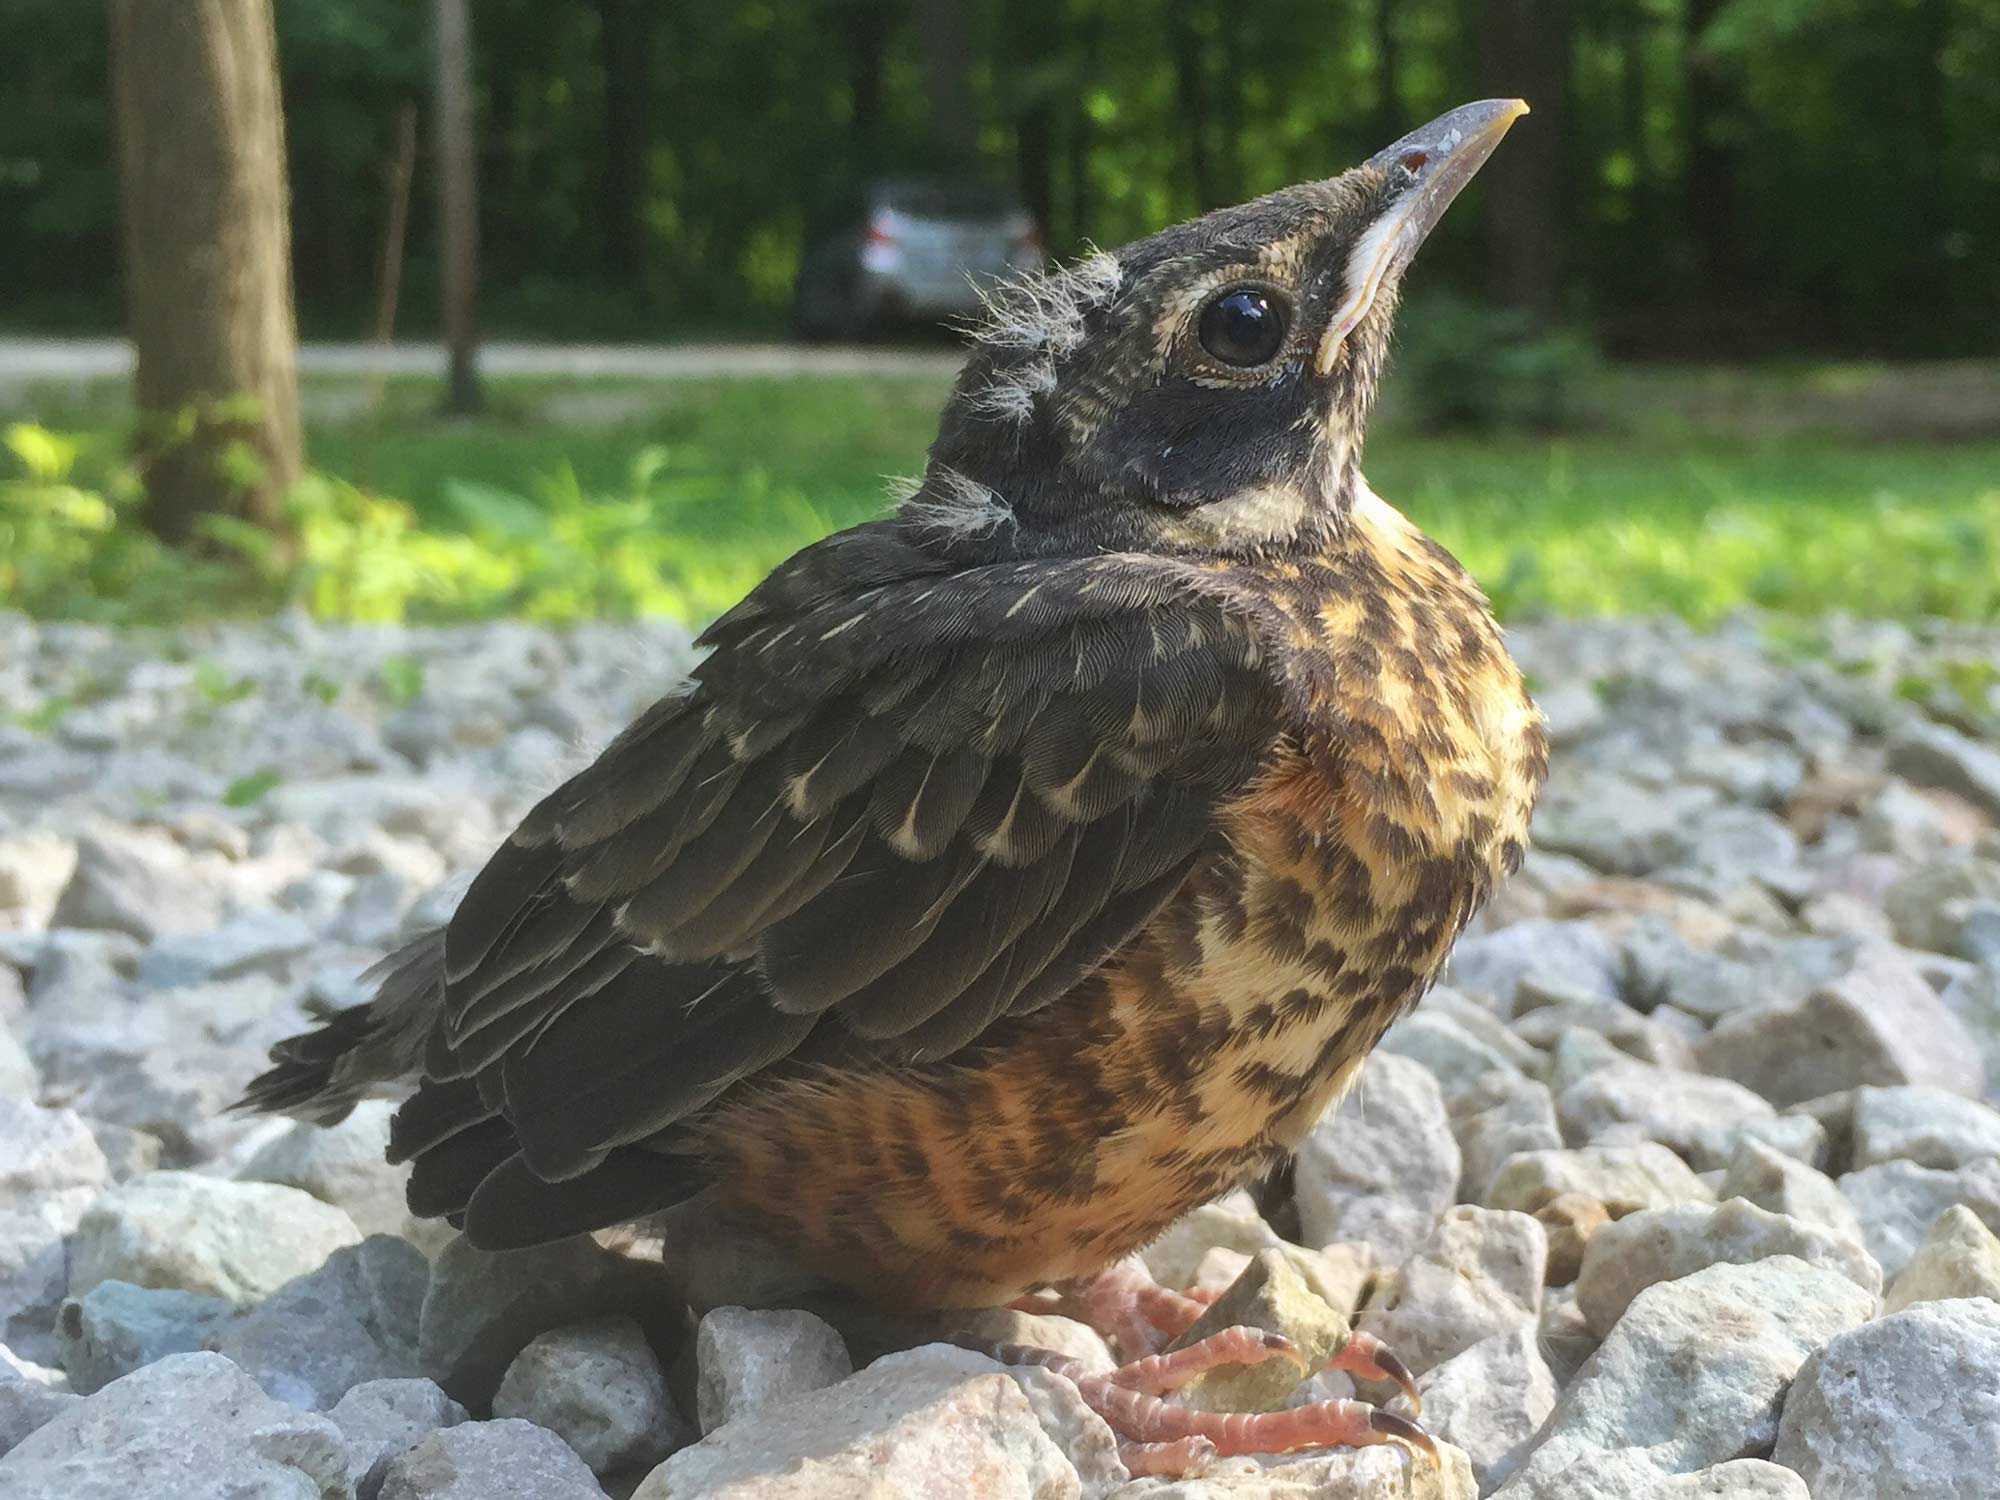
[242,98,1547,1475]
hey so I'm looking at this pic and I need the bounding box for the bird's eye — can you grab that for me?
[1197,287,1289,368]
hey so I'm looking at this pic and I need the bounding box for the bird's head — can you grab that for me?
[905,99,1528,559]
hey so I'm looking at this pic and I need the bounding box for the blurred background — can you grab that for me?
[2,0,1997,630]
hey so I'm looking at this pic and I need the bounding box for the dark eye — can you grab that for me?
[1197,287,1289,368]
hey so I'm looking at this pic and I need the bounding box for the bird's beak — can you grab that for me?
[1315,98,1529,375]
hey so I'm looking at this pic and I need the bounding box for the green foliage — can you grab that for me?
[8,373,2000,633]
[221,770,283,807]
[1392,295,1606,431]
[9,0,1999,354]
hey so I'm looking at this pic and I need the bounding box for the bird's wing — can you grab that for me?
[422,524,1284,1183]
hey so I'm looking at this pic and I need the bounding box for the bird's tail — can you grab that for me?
[236,928,446,1124]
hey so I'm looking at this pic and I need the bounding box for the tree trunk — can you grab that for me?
[915,0,977,166]
[1681,0,1738,299]
[434,0,481,414]
[1172,0,1217,211]
[1372,0,1402,145]
[1479,0,1570,324]
[1065,6,1104,248]
[840,0,892,177]
[107,0,302,546]
[596,0,653,288]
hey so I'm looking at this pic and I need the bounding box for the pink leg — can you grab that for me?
[990,1340,1437,1480]
[1106,1324,1305,1394]
[1027,1255,1237,1357]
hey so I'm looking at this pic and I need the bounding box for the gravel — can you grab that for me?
[3,609,1999,1497]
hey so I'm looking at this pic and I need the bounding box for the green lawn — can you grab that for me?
[6,368,1999,626]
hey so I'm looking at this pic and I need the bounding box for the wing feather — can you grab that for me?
[399,527,1287,1212]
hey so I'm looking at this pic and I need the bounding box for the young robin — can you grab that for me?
[244,99,1547,1474]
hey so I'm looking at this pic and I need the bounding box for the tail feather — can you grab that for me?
[236,929,447,1124]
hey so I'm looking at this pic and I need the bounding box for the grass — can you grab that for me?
[5,366,1999,627]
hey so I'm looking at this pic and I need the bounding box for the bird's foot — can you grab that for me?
[1010,1254,1224,1356]
[991,1326,1436,1479]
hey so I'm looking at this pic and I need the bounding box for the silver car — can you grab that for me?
[792,178,1043,340]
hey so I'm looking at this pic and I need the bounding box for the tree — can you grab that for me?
[434,0,481,413]
[595,0,654,287]
[915,0,977,166]
[107,0,303,545]
[1479,0,1571,324]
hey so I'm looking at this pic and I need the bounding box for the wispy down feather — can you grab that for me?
[899,464,1016,539]
[959,250,1123,426]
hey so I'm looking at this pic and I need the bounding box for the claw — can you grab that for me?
[1372,1345,1422,1416]
[1368,1408,1439,1460]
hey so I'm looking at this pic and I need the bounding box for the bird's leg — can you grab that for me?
[989,1339,1437,1479]
[1010,1254,1224,1356]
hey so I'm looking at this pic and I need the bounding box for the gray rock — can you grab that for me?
[1696,944,1987,1105]
[1883,854,2000,955]
[1497,1450,1810,1499]
[1380,1007,1537,1099]
[1448,920,1621,1012]
[1532,772,1719,879]
[0,1207,72,1368]
[1109,1445,1479,1498]
[17,929,138,1019]
[1884,1204,2000,1312]
[0,1098,109,1203]
[1851,1083,2000,1169]
[1773,1298,2000,1499]
[1838,1155,2000,1276]
[1359,1206,1545,1377]
[48,830,224,942]
[0,1025,32,1101]
[1449,1070,1563,1205]
[379,1418,608,1500]
[495,1316,686,1477]
[1418,1326,1557,1495]
[1652,1462,1809,1499]
[1858,778,1954,859]
[1943,964,2000,1101]
[0,1351,350,1499]
[1485,1143,1715,1218]
[1294,1053,1459,1264]
[0,1101,113,1365]
[1719,1138,1865,1241]
[0,833,75,931]
[1657,806,1803,900]
[210,1235,429,1409]
[1959,903,2000,964]
[1140,1190,1286,1291]
[695,1306,853,1436]
[1515,1000,1698,1073]
[328,1378,469,1500]
[1887,720,2000,820]
[0,1367,78,1461]
[1537,1285,1598,1392]
[635,1345,1087,1500]
[69,1169,363,1305]
[52,1280,232,1395]
[1496,1258,1875,1498]
[1728,1114,1827,1169]
[135,908,315,988]
[1164,1248,1354,1415]
[418,1232,669,1408]
[82,1120,162,1182]
[1556,1059,1775,1171]
[1574,1199,1881,1337]
[238,1100,415,1240]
